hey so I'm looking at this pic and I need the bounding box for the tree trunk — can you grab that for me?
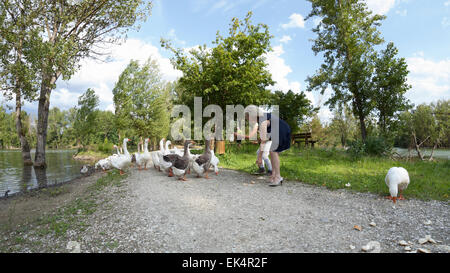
[428,142,437,162]
[15,90,33,165]
[359,114,367,142]
[34,75,57,168]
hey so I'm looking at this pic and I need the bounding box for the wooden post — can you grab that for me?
[215,140,225,155]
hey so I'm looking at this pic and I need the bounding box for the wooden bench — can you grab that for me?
[291,132,317,148]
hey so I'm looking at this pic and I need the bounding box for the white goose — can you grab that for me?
[385,167,410,203]
[135,138,151,170]
[110,138,132,175]
[210,150,219,175]
[158,139,173,175]
[95,145,121,171]
[151,139,164,171]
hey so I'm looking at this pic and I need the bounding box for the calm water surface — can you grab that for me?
[393,148,450,160]
[0,150,85,197]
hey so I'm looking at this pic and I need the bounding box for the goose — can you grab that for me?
[173,145,183,156]
[164,140,194,181]
[385,167,410,203]
[95,144,121,171]
[110,138,132,175]
[151,139,164,171]
[159,139,174,175]
[192,139,212,179]
[135,138,151,170]
[95,158,112,171]
[165,140,172,153]
[210,149,219,175]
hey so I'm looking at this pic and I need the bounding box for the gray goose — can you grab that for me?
[163,140,194,180]
[192,139,212,179]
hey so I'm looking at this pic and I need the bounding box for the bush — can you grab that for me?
[365,136,392,156]
[347,139,366,158]
[347,136,393,158]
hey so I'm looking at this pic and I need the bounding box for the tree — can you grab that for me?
[432,100,449,148]
[306,0,385,141]
[161,11,274,117]
[271,90,315,133]
[47,107,69,148]
[0,0,41,164]
[373,42,411,135]
[329,105,357,147]
[74,88,99,148]
[17,0,152,167]
[113,58,171,145]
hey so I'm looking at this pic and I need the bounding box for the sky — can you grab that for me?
[6,0,450,124]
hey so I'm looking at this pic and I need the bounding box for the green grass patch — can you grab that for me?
[217,144,450,201]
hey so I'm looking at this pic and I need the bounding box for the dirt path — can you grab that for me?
[1,167,449,253]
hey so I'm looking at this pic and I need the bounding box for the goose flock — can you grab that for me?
[94,138,220,181]
[93,137,411,203]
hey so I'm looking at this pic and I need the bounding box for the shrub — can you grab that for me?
[365,136,392,156]
[347,136,393,158]
[347,139,366,158]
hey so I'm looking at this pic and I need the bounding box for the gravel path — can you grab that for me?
[77,166,449,253]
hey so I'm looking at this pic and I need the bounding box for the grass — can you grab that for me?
[217,143,450,201]
[74,150,111,161]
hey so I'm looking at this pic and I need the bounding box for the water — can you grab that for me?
[0,150,85,197]
[393,147,450,160]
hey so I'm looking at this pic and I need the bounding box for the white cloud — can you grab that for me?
[168,28,186,46]
[406,55,450,105]
[395,9,407,16]
[365,0,396,15]
[265,45,303,95]
[281,13,305,29]
[445,1,450,7]
[53,38,182,112]
[442,17,450,28]
[279,35,292,44]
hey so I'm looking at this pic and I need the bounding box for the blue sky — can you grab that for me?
[8,0,450,123]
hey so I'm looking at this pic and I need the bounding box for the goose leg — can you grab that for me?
[398,190,405,200]
[168,168,174,177]
[385,196,397,203]
[179,173,187,181]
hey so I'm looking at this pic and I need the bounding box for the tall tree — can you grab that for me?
[25,0,152,167]
[271,90,315,133]
[372,42,411,135]
[0,0,42,164]
[306,0,385,141]
[161,11,274,115]
[74,88,99,148]
[113,58,171,144]
[329,105,357,147]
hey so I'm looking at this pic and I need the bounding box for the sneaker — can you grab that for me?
[257,167,265,174]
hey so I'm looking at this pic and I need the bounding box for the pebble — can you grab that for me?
[417,248,431,253]
[369,222,376,227]
[423,220,432,225]
[399,240,410,246]
[404,246,412,251]
[349,245,355,250]
[66,241,81,253]
[361,241,381,253]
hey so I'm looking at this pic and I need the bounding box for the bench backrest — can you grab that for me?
[292,133,312,139]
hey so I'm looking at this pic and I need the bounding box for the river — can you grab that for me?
[393,147,450,160]
[0,150,85,197]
